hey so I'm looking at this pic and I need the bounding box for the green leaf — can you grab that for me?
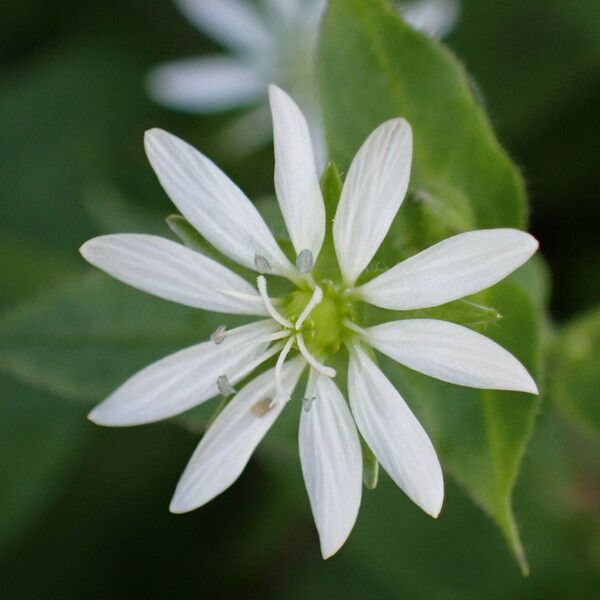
[0,273,234,402]
[0,35,159,254]
[379,279,541,572]
[0,231,80,314]
[83,183,167,235]
[0,373,88,555]
[551,306,600,440]
[318,0,541,569]
[451,1,600,145]
[318,0,527,232]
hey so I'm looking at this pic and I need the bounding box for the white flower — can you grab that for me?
[401,0,460,39]
[81,84,538,559]
[147,0,460,164]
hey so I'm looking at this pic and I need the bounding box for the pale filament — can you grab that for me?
[228,341,286,385]
[257,275,294,329]
[232,328,293,349]
[296,332,336,378]
[295,286,323,330]
[274,335,296,402]
[342,318,368,337]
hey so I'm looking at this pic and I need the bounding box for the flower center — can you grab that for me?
[284,282,355,356]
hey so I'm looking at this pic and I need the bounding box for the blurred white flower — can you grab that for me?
[402,0,460,39]
[148,0,460,166]
[81,84,536,559]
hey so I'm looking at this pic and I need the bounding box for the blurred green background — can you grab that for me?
[0,1,598,598]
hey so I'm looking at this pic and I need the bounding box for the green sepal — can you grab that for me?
[315,162,344,280]
[362,297,502,332]
[165,214,214,255]
[360,435,380,490]
[166,213,257,282]
[320,161,343,225]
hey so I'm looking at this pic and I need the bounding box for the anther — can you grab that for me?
[210,325,227,345]
[251,398,273,417]
[295,286,323,330]
[296,249,314,274]
[257,275,294,329]
[254,254,272,274]
[302,395,316,413]
[217,375,236,397]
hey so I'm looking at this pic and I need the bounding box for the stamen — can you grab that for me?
[257,275,294,329]
[296,332,336,378]
[262,329,294,343]
[295,286,323,330]
[342,318,368,337]
[302,365,318,413]
[274,335,296,402]
[296,249,314,274]
[254,254,272,273]
[302,395,316,413]
[210,325,227,345]
[228,341,286,384]
[251,398,273,417]
[217,375,236,396]
[227,327,292,350]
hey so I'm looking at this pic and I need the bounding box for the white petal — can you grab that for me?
[144,129,295,278]
[269,85,325,259]
[148,56,265,113]
[80,234,265,315]
[170,356,305,512]
[348,343,443,517]
[333,119,412,285]
[265,0,326,27]
[365,319,538,393]
[358,229,539,310]
[299,371,362,559]
[88,320,278,426]
[401,0,460,40]
[176,0,272,53]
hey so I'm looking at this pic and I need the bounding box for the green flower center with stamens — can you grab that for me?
[285,281,356,356]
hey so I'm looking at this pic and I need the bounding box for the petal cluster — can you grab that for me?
[81,84,537,559]
[147,0,460,162]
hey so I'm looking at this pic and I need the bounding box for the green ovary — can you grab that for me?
[284,284,355,356]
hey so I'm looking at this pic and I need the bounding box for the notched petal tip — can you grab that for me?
[520,375,539,396]
[320,529,355,560]
[321,545,340,561]
[526,232,540,250]
[510,228,539,256]
[168,497,189,515]
[143,127,171,154]
[87,405,133,428]
[79,239,93,260]
[504,354,539,395]
[144,126,165,139]
[87,405,111,426]
[421,466,444,519]
[429,487,445,519]
[267,82,284,98]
